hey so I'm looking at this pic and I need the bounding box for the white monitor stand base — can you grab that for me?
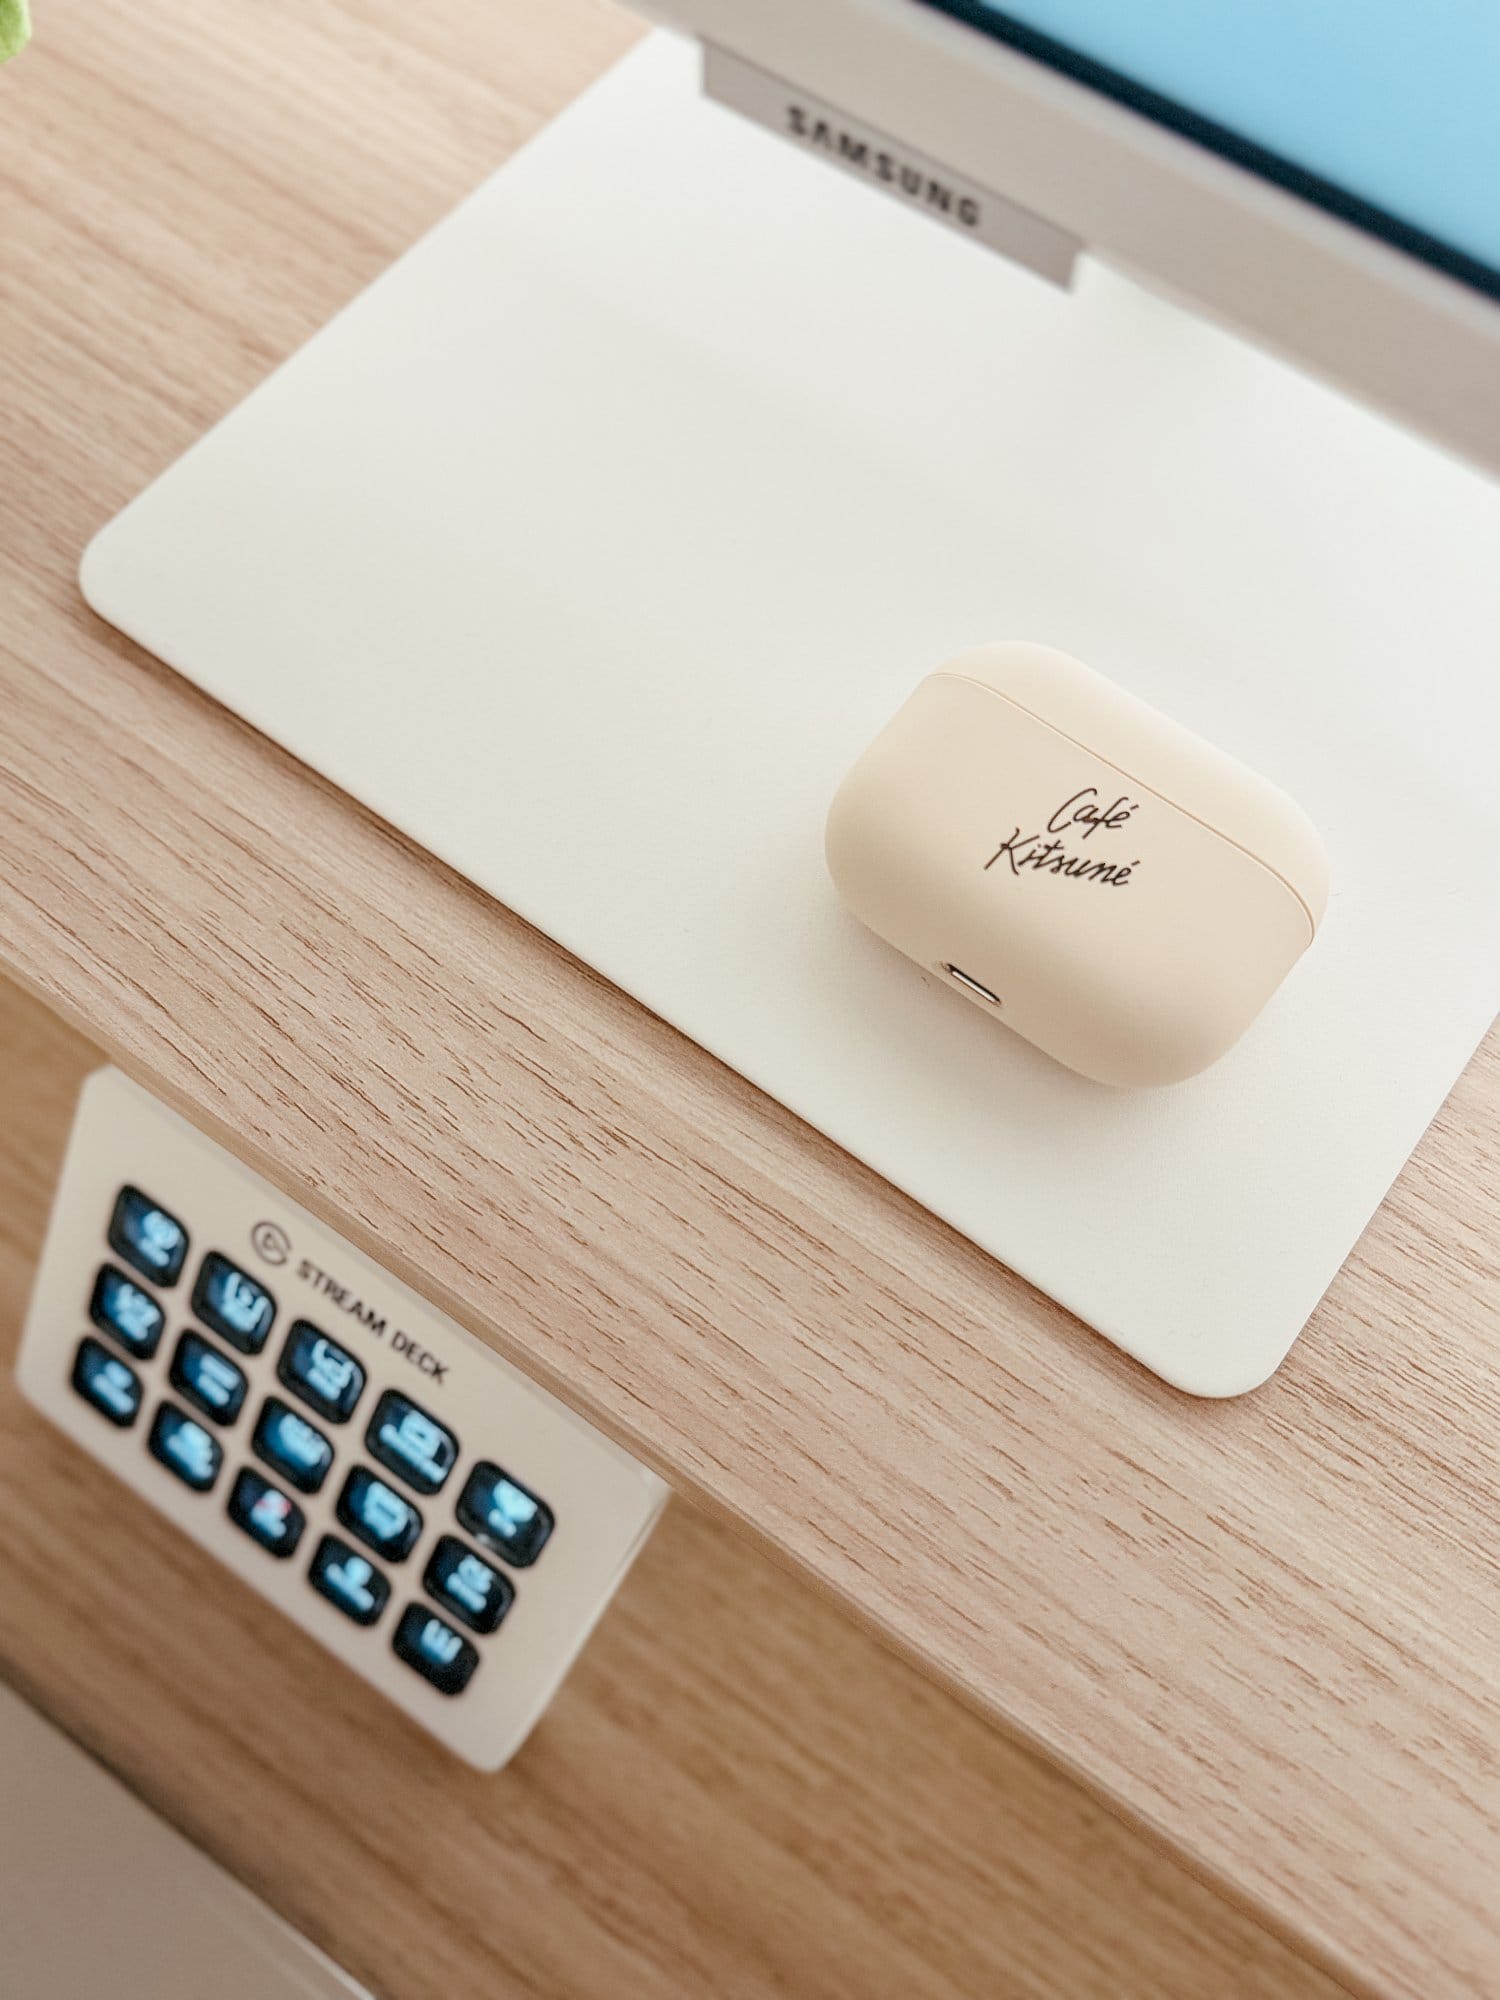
[81,34,1500,1396]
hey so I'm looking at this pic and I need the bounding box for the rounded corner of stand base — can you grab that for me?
[77,524,116,618]
[78,513,156,637]
[1139,1333,1302,1401]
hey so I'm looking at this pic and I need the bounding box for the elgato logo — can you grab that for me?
[784,103,982,230]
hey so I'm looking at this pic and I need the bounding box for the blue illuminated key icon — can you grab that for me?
[278,1321,365,1423]
[89,1265,165,1359]
[392,1604,479,1695]
[309,1534,390,1627]
[71,1336,144,1428]
[192,1253,276,1354]
[366,1391,457,1495]
[253,1396,333,1494]
[227,1468,305,1558]
[337,1465,422,1561]
[170,1331,248,1424]
[424,1535,513,1634]
[108,1186,189,1287]
[456,1462,554,1568]
[148,1402,223,1491]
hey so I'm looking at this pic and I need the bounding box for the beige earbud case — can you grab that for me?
[825,643,1329,1087]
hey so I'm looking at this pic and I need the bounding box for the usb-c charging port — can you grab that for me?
[944,964,1002,1006]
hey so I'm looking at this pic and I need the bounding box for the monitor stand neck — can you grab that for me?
[701,42,1083,291]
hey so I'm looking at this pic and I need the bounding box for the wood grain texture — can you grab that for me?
[0,5,1496,1995]
[0,973,1347,2000]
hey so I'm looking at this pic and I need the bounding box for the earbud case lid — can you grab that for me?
[825,643,1329,1087]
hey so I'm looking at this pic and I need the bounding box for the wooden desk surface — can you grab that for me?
[0,975,1344,2000]
[1,4,1496,1995]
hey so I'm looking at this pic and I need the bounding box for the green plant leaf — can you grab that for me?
[0,0,32,61]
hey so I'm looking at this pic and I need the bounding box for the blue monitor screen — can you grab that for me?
[917,1,1500,299]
